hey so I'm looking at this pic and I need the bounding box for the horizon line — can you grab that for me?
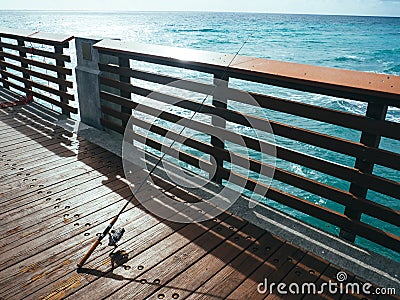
[0,9,399,18]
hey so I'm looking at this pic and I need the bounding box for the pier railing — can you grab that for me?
[89,39,400,254]
[0,28,76,116]
[1,30,399,256]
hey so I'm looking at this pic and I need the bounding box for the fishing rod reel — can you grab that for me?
[108,227,125,247]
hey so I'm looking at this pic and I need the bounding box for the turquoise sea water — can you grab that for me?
[0,11,399,260]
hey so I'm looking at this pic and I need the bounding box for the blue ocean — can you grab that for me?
[1,11,399,260]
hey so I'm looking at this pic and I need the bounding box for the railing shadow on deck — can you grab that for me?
[0,97,305,299]
[0,102,309,299]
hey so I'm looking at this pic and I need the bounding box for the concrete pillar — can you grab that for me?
[75,37,103,129]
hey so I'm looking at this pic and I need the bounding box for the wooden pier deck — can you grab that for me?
[0,104,398,300]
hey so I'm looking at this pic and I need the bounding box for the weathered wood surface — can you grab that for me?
[0,104,397,300]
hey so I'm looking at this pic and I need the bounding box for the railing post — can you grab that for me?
[118,56,131,128]
[17,39,31,98]
[210,73,228,184]
[55,45,70,117]
[0,37,9,90]
[340,102,388,242]
[98,52,124,133]
[75,37,103,129]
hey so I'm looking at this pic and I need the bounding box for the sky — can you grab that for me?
[1,0,400,17]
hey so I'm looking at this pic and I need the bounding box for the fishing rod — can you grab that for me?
[77,34,252,268]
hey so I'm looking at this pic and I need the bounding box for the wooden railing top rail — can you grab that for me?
[0,27,74,46]
[94,39,400,106]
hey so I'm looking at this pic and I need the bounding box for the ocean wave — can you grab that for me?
[386,107,400,123]
[334,99,367,115]
[334,55,365,62]
[304,40,327,44]
[171,28,221,33]
[374,48,400,56]
[384,64,400,75]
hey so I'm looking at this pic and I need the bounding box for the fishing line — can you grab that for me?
[77,33,253,268]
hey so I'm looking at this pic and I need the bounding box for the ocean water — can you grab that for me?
[0,11,399,260]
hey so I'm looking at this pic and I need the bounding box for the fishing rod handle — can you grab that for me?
[77,216,119,268]
[77,239,100,268]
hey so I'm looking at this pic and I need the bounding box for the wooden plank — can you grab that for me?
[99,90,370,185]
[0,147,112,206]
[0,138,95,174]
[24,32,73,46]
[0,137,88,170]
[10,203,184,299]
[226,170,400,252]
[186,232,284,299]
[94,39,400,105]
[131,128,400,233]
[0,60,73,88]
[0,115,74,142]
[100,117,124,134]
[100,78,400,172]
[149,223,266,299]
[2,70,75,100]
[54,45,70,117]
[98,62,214,95]
[0,41,71,62]
[0,78,78,114]
[0,148,112,201]
[0,28,73,46]
[0,141,95,180]
[74,214,246,299]
[18,178,198,298]
[95,39,231,75]
[2,142,105,180]
[1,51,72,75]
[0,159,121,230]
[0,183,132,273]
[0,134,82,164]
[0,198,178,299]
[243,90,400,140]
[228,59,400,107]
[17,39,31,98]
[0,39,10,89]
[0,108,67,135]
[0,174,128,255]
[0,139,94,179]
[0,127,65,148]
[98,62,399,140]
[226,243,306,299]
[0,119,61,136]
[341,102,388,242]
[0,151,121,221]
[126,105,400,201]
[0,118,57,133]
[128,114,400,226]
[119,129,400,251]
[265,252,329,299]
[2,147,119,213]
[0,155,116,219]
[303,264,355,300]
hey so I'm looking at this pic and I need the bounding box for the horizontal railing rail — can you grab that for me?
[93,39,400,256]
[0,28,76,116]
